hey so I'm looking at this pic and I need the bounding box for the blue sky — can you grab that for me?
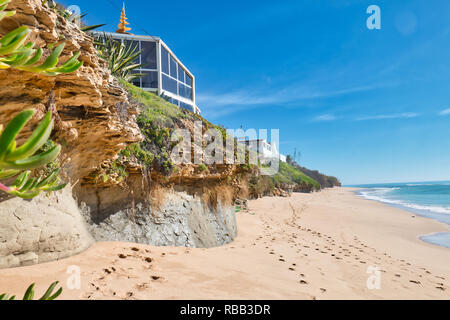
[68,0,450,185]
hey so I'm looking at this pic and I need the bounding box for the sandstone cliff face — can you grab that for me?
[0,0,141,268]
[0,0,239,269]
[77,168,240,248]
[81,191,237,248]
[0,0,142,181]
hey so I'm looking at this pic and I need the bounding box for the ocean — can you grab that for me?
[353,182,450,249]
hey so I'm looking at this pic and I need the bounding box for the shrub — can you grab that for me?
[94,33,143,82]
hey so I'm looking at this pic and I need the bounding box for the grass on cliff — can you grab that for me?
[117,81,319,193]
[273,161,321,190]
[119,79,186,128]
[247,161,321,197]
[119,79,226,134]
[118,80,234,175]
[118,80,185,173]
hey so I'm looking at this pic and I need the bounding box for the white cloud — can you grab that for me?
[439,108,450,116]
[197,84,382,108]
[355,112,420,121]
[196,61,400,119]
[313,114,336,122]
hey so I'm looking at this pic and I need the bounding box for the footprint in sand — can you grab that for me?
[151,275,165,281]
[136,283,150,291]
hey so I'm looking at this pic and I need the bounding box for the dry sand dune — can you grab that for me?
[0,188,449,300]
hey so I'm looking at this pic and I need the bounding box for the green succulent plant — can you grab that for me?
[0,281,62,300]
[94,32,143,82]
[0,110,66,199]
[0,0,83,75]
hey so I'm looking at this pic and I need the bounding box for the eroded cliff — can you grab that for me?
[0,0,242,268]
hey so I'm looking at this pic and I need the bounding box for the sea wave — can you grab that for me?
[357,189,450,215]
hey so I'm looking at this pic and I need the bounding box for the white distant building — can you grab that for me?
[238,139,287,163]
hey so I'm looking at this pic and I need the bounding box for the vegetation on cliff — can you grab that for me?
[103,81,321,198]
[274,162,321,190]
[116,79,230,176]
[93,33,144,82]
[117,79,186,175]
[286,155,341,188]
[247,161,321,198]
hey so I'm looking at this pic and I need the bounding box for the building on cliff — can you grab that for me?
[94,3,200,114]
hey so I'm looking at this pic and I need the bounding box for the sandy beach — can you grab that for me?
[0,188,449,300]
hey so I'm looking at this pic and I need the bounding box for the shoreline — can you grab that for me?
[0,188,448,299]
[353,188,450,249]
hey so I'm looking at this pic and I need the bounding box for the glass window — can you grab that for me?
[178,65,185,82]
[178,82,185,98]
[170,56,177,78]
[178,83,192,100]
[141,71,158,89]
[162,74,178,95]
[140,41,157,69]
[186,86,192,100]
[161,46,169,74]
[186,74,193,86]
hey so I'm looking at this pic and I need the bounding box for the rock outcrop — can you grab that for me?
[0,187,93,269]
[77,168,239,248]
[81,191,237,248]
[0,1,239,270]
[0,0,142,181]
[0,0,141,268]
